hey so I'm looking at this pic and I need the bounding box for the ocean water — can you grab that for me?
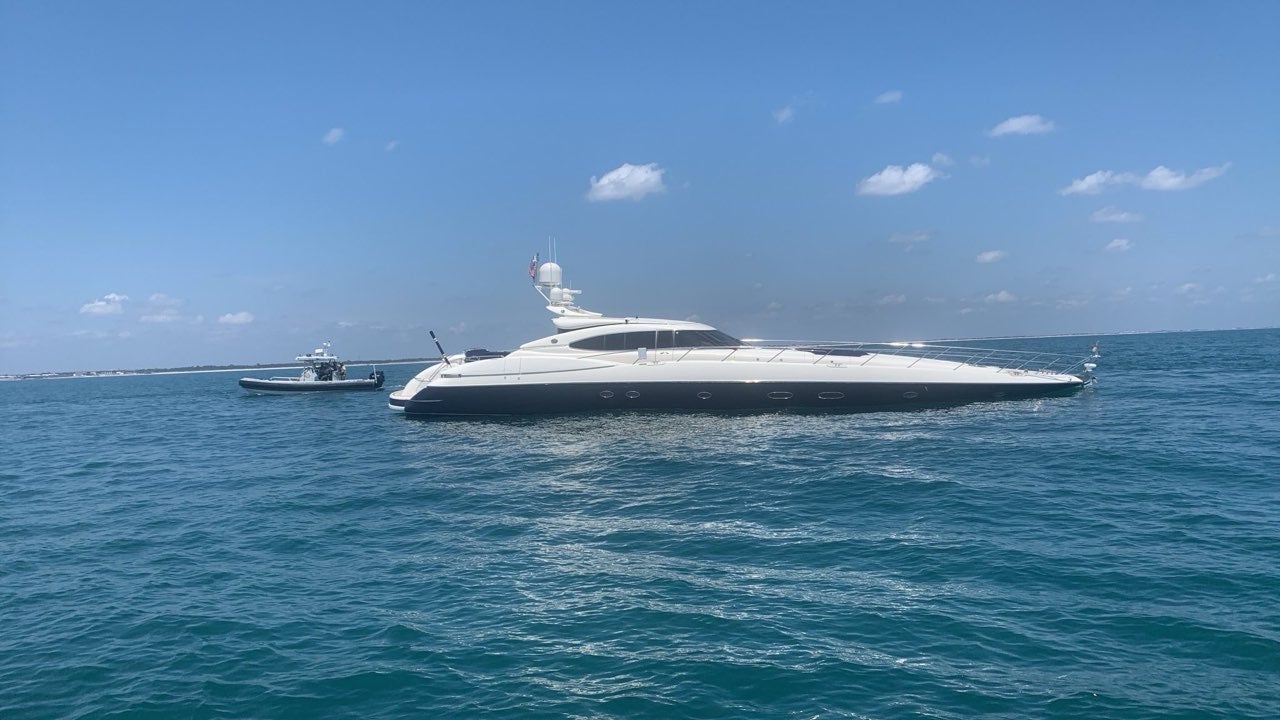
[2,329,1278,719]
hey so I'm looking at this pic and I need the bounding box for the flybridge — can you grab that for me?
[531,258,612,330]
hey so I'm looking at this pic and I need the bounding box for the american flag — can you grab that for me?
[528,253,539,279]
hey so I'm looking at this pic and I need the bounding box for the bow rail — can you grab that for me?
[743,340,1098,377]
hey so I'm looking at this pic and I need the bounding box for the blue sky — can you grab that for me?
[2,1,1277,373]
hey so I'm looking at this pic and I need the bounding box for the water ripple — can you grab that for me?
[2,331,1279,718]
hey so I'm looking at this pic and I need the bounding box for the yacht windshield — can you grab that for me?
[569,329,742,351]
[674,330,740,347]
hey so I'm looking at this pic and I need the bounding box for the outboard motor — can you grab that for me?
[370,370,386,389]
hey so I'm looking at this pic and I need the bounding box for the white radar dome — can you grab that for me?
[548,286,582,304]
[536,262,563,286]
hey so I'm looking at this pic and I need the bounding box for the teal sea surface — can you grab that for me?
[2,329,1278,718]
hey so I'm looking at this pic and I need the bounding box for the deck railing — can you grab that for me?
[742,341,1097,376]
[554,341,1098,378]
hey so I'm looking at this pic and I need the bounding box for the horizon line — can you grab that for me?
[4,325,1277,378]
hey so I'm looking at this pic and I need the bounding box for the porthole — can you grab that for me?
[625,390,640,399]
[902,391,919,399]
[818,391,844,400]
[696,391,712,400]
[599,390,614,399]
[767,391,793,400]
[550,338,558,344]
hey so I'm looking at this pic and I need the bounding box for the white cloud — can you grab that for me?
[586,162,666,202]
[876,294,907,305]
[889,230,930,247]
[772,105,795,125]
[218,311,254,325]
[1091,206,1143,223]
[976,250,1007,263]
[80,292,128,316]
[958,307,975,315]
[874,90,903,105]
[970,155,991,167]
[322,127,344,145]
[856,163,941,196]
[988,114,1054,137]
[1105,238,1132,252]
[985,290,1016,303]
[1138,163,1230,191]
[1062,164,1228,195]
[385,140,399,151]
[1061,170,1134,195]
[1176,283,1200,295]
[141,294,189,322]
[1255,272,1277,283]
[931,152,954,167]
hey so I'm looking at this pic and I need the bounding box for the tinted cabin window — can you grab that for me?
[569,335,607,350]
[571,328,740,351]
[673,330,740,347]
[622,331,653,350]
[570,332,643,351]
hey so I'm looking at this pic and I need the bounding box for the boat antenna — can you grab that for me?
[429,330,451,366]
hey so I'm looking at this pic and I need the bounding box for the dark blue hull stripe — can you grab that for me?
[399,379,1084,416]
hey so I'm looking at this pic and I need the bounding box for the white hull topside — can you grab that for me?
[389,325,1088,414]
[398,344,1079,392]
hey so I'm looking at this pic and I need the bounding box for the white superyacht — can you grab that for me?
[389,260,1095,416]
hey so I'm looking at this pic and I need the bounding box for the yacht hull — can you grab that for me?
[392,378,1086,416]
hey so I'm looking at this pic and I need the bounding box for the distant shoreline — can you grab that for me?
[2,359,437,382]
